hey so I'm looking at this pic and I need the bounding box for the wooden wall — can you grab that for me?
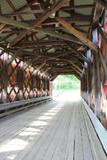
[0,51,50,104]
[81,10,107,129]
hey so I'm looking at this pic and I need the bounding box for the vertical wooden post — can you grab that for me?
[46,78,48,96]
[2,52,8,103]
[93,52,101,116]
[47,79,49,96]
[82,72,87,102]
[49,80,52,96]
[37,73,40,97]
[87,62,92,106]
[86,69,89,103]
[85,72,88,103]
[17,61,24,100]
[44,78,46,96]
[43,78,46,96]
[81,74,86,101]
[81,76,84,99]
[36,74,38,97]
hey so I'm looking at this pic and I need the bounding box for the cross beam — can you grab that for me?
[98,24,107,43]
[56,17,98,53]
[97,0,107,9]
[10,0,68,46]
[0,24,6,33]
[0,15,81,44]
[33,53,82,76]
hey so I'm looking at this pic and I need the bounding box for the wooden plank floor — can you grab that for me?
[0,98,106,160]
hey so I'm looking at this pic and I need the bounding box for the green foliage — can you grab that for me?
[53,75,80,91]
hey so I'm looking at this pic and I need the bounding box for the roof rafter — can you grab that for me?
[10,0,68,47]
[0,23,6,33]
[0,15,81,44]
[96,0,107,9]
[56,17,98,53]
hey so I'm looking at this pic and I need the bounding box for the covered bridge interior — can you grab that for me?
[0,0,107,160]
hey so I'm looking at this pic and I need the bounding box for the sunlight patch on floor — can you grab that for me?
[7,154,17,160]
[0,103,63,160]
[0,139,28,152]
[30,120,48,126]
[38,116,53,120]
[19,129,40,136]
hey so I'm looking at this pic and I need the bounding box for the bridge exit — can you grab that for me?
[52,75,80,100]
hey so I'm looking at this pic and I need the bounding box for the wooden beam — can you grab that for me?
[98,50,107,80]
[15,40,67,46]
[98,24,107,43]
[50,75,58,81]
[10,0,68,46]
[48,65,74,70]
[49,70,80,79]
[49,69,74,73]
[12,45,68,51]
[66,42,89,63]
[34,53,82,75]
[26,51,82,75]
[61,4,94,11]
[93,52,101,115]
[0,23,6,33]
[35,62,46,72]
[0,15,81,44]
[14,14,90,25]
[93,2,104,23]
[3,10,44,16]
[49,69,73,73]
[42,14,91,25]
[96,0,107,9]
[12,48,84,64]
[56,17,98,53]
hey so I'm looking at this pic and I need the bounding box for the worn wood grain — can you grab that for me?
[0,99,106,160]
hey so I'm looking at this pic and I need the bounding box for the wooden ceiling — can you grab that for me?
[0,0,105,80]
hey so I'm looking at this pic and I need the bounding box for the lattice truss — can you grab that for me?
[97,11,107,116]
[0,51,49,103]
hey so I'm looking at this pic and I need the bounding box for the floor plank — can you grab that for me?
[0,98,106,160]
[79,103,94,160]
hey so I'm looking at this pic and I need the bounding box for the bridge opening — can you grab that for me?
[52,75,80,101]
